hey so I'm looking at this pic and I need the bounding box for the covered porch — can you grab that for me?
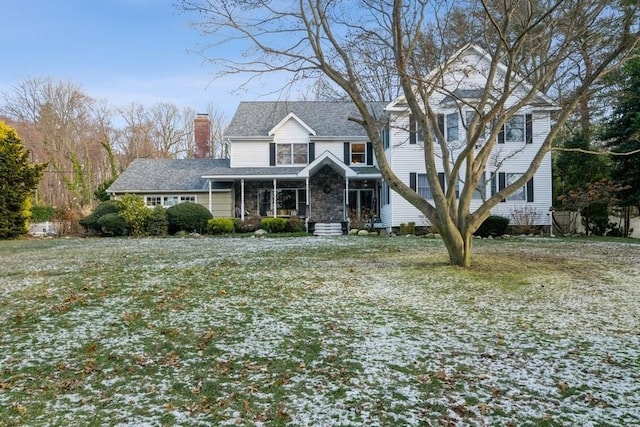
[202,151,382,231]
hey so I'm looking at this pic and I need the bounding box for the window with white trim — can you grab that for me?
[351,143,366,164]
[276,143,308,165]
[417,174,434,199]
[506,173,526,201]
[446,112,459,142]
[465,111,488,142]
[472,173,486,200]
[491,172,534,202]
[505,115,525,143]
[164,196,180,207]
[411,172,458,200]
[146,196,162,207]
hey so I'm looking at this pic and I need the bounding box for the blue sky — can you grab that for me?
[0,0,290,119]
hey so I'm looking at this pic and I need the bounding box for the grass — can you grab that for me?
[1,235,639,426]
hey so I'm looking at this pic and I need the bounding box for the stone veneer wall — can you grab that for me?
[309,166,345,222]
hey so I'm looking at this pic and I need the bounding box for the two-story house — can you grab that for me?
[108,45,555,234]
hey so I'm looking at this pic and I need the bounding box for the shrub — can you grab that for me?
[238,216,262,232]
[31,205,55,223]
[475,215,509,237]
[399,222,415,235]
[51,208,84,237]
[147,206,168,236]
[207,218,235,234]
[166,203,212,234]
[97,212,129,236]
[118,194,150,236]
[79,200,124,233]
[260,217,287,233]
[285,217,304,232]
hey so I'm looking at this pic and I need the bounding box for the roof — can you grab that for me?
[107,158,232,193]
[225,101,388,137]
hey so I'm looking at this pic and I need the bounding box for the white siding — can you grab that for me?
[314,142,344,161]
[385,108,554,228]
[230,141,270,167]
[273,119,311,144]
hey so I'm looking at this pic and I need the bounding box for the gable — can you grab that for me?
[386,44,556,112]
[268,112,316,137]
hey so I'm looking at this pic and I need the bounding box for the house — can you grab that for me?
[108,45,555,234]
[381,45,556,229]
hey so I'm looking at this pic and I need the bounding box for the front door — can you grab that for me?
[348,189,375,220]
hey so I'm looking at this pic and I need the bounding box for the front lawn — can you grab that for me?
[1,236,638,426]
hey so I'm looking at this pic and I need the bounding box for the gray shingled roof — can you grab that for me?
[225,101,388,137]
[107,158,232,193]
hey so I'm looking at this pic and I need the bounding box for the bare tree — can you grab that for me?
[1,77,116,212]
[150,102,190,158]
[180,0,639,266]
[115,103,155,165]
[206,103,229,158]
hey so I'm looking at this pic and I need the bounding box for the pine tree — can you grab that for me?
[0,121,46,238]
[602,54,640,209]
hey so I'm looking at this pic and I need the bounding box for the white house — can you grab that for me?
[381,44,556,229]
[108,45,555,234]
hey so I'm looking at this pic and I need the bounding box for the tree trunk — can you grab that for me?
[439,221,473,267]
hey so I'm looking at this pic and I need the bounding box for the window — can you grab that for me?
[472,173,486,200]
[505,173,526,201]
[499,114,533,144]
[382,126,390,150]
[410,172,446,199]
[163,196,180,207]
[446,112,459,142]
[146,195,196,208]
[417,174,434,199]
[409,115,425,144]
[505,115,525,143]
[465,111,488,143]
[351,143,366,164]
[259,188,307,216]
[276,143,308,165]
[491,172,534,202]
[146,196,162,207]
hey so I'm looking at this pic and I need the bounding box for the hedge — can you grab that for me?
[260,217,287,233]
[474,215,509,237]
[207,218,235,235]
[166,203,212,234]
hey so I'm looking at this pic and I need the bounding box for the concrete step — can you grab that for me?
[313,222,344,236]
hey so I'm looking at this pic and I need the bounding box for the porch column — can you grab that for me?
[344,177,349,222]
[306,177,310,218]
[272,178,277,217]
[208,179,212,213]
[240,179,245,221]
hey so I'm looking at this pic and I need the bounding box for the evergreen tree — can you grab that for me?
[553,133,610,205]
[602,54,640,209]
[0,121,46,238]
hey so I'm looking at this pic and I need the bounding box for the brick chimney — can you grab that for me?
[194,113,211,158]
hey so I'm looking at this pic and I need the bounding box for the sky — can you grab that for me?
[0,0,292,120]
